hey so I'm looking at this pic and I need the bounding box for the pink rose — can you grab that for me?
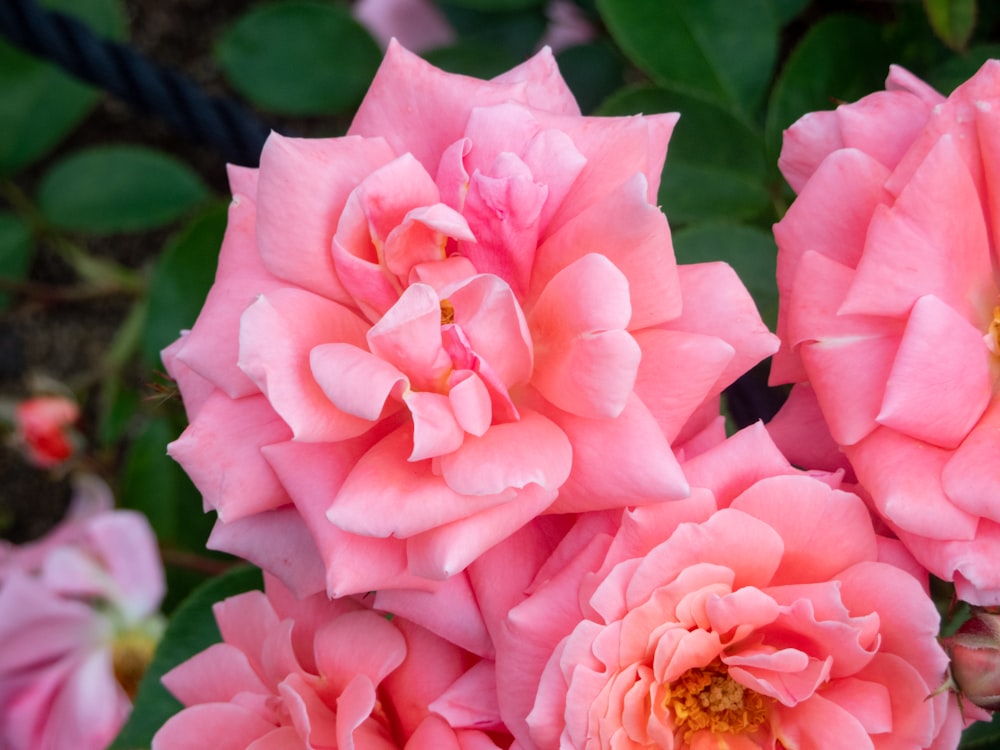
[13,394,80,469]
[0,475,165,750]
[153,574,508,750]
[165,42,777,596]
[473,424,972,749]
[770,61,1000,605]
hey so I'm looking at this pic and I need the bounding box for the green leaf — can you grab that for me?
[217,1,382,116]
[438,3,547,60]
[772,0,812,26]
[0,212,33,310]
[119,414,212,550]
[109,565,263,750]
[673,223,779,330]
[961,711,1000,749]
[924,0,977,52]
[423,42,523,79]
[440,0,541,9]
[596,0,777,118]
[141,203,228,366]
[37,146,210,233]
[0,0,126,175]
[928,43,1000,93]
[765,15,894,165]
[600,85,770,225]
[556,42,624,114]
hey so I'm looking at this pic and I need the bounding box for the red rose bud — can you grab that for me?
[944,610,1000,712]
[14,395,80,469]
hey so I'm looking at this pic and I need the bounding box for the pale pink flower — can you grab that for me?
[153,574,508,750]
[165,42,777,596]
[473,424,973,750]
[0,475,165,750]
[13,394,79,468]
[771,61,1000,605]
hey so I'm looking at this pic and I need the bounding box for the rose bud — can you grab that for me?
[944,610,1000,712]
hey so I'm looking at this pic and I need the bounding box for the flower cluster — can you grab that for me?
[155,44,995,750]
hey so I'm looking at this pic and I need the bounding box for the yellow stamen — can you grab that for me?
[112,628,159,700]
[664,662,770,742]
[440,299,455,325]
[988,306,1000,355]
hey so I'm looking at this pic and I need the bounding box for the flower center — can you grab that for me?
[440,298,455,325]
[664,662,770,742]
[988,306,1000,356]
[112,627,160,700]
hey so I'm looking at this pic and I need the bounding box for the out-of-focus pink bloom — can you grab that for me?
[943,609,1000,712]
[164,42,777,596]
[770,61,1000,605]
[352,0,594,54]
[0,475,165,750]
[153,573,507,750]
[14,394,79,468]
[473,424,974,749]
[353,0,455,53]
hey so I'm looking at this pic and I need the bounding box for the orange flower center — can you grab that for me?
[112,628,158,701]
[440,299,455,325]
[989,306,1000,356]
[664,662,770,742]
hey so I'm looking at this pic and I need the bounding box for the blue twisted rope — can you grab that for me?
[0,0,272,166]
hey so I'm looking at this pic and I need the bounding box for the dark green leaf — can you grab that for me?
[109,566,263,750]
[556,42,624,114]
[37,146,210,233]
[440,0,541,9]
[772,0,812,26]
[673,223,778,329]
[601,85,770,225]
[928,43,1000,93]
[596,0,777,118]
[438,3,547,60]
[0,212,33,310]
[960,711,1000,749]
[423,42,523,78]
[216,1,382,116]
[141,203,227,366]
[119,414,212,549]
[924,0,977,52]
[765,15,894,165]
[0,0,125,175]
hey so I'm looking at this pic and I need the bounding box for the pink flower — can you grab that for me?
[770,61,1000,604]
[13,395,80,469]
[473,424,972,750]
[0,475,165,750]
[153,574,508,750]
[165,42,776,595]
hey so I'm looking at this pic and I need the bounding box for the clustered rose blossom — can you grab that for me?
[13,394,80,469]
[154,574,507,750]
[0,475,165,750]
[769,61,1000,605]
[164,41,776,599]
[155,42,985,750]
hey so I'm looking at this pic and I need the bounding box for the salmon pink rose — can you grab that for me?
[153,574,508,750]
[474,424,972,750]
[165,42,777,596]
[771,61,1000,604]
[0,475,165,750]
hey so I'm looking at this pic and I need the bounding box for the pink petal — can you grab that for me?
[161,643,269,706]
[430,661,503,730]
[876,294,991,449]
[448,371,491,436]
[439,409,572,496]
[152,704,277,750]
[255,132,396,303]
[167,392,292,522]
[942,400,1000,522]
[310,343,406,421]
[765,384,853,476]
[314,611,406,694]
[238,288,373,441]
[352,0,455,52]
[404,390,464,461]
[529,253,639,419]
[778,110,845,193]
[771,695,873,750]
[367,283,452,389]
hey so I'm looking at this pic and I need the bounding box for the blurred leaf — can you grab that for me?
[596,0,777,118]
[97,374,141,446]
[119,414,212,550]
[556,42,624,114]
[109,565,263,750]
[928,43,1000,93]
[772,0,812,26]
[141,203,227,366]
[924,0,976,52]
[765,15,893,164]
[37,146,210,233]
[423,42,522,78]
[217,1,381,116]
[673,223,779,330]
[601,85,770,225]
[0,212,33,310]
[441,0,541,9]
[961,712,1000,749]
[438,3,547,60]
[0,0,126,175]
